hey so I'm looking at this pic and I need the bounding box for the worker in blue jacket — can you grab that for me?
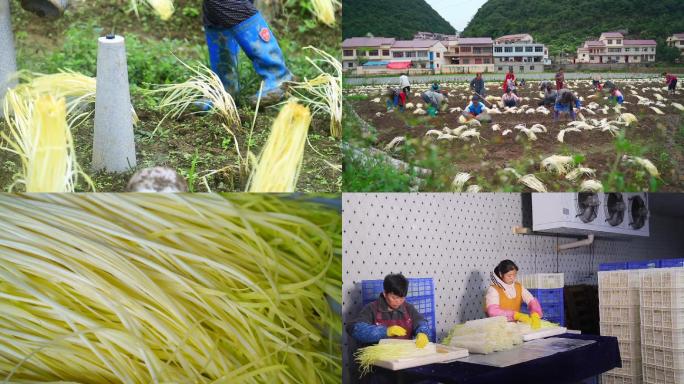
[346,274,430,347]
[203,0,292,106]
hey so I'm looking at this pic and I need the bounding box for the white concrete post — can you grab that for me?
[0,0,17,113]
[92,34,136,172]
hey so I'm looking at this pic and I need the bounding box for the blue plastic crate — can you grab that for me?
[361,278,436,342]
[521,292,565,326]
[528,288,564,305]
[661,258,684,268]
[627,259,660,270]
[599,262,628,271]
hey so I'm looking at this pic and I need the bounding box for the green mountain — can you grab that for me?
[342,0,456,40]
[462,0,684,61]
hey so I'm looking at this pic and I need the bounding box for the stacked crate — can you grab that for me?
[599,270,644,384]
[519,273,565,325]
[640,269,684,384]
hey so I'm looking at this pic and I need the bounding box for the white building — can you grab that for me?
[576,32,656,64]
[492,34,548,73]
[341,37,447,73]
[666,33,684,61]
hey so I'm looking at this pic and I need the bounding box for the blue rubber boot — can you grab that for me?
[206,27,240,97]
[231,12,293,106]
[198,27,240,111]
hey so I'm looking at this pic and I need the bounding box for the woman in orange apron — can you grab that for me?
[485,260,543,329]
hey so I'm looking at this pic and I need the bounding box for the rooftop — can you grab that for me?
[392,40,441,49]
[341,37,396,48]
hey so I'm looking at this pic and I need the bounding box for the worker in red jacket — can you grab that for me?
[555,68,565,92]
[664,72,678,96]
[502,68,516,93]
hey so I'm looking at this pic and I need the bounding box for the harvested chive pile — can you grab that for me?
[0,194,341,383]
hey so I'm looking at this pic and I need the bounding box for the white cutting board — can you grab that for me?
[521,326,567,341]
[372,339,469,371]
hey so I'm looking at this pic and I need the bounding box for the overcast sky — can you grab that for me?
[425,0,488,32]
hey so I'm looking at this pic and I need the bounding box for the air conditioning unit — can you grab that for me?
[530,193,649,237]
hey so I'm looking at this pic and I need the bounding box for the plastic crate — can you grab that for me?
[600,262,628,271]
[599,306,640,325]
[598,271,643,289]
[641,308,684,329]
[643,345,684,370]
[519,273,564,289]
[618,340,642,359]
[608,357,642,377]
[361,278,436,341]
[601,373,639,384]
[640,289,684,309]
[599,289,640,307]
[661,259,684,269]
[642,326,684,349]
[641,269,684,289]
[521,301,565,325]
[628,260,661,270]
[600,322,641,342]
[643,363,684,384]
[528,288,564,304]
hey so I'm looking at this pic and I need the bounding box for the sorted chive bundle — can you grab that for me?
[1,91,92,192]
[0,193,341,383]
[247,99,312,192]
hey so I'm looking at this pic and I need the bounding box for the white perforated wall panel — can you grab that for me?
[341,193,684,384]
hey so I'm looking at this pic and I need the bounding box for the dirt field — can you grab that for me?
[346,78,684,192]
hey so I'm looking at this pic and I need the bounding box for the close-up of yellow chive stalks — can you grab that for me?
[310,0,340,26]
[1,90,92,192]
[152,58,241,135]
[247,99,312,192]
[287,46,342,138]
[0,193,342,383]
[129,0,175,20]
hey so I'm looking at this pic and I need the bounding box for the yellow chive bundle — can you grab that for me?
[310,0,340,26]
[247,100,312,192]
[0,193,341,383]
[1,91,89,192]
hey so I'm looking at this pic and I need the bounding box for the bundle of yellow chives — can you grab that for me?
[310,0,340,26]
[247,99,312,192]
[1,91,91,192]
[129,0,175,20]
[0,193,341,383]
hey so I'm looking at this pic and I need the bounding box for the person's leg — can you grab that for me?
[210,0,292,105]
[205,26,240,97]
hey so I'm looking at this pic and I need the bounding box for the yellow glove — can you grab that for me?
[514,312,531,324]
[531,313,541,329]
[415,333,429,349]
[387,325,407,337]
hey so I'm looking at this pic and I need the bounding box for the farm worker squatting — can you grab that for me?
[554,88,581,123]
[203,0,293,106]
[385,86,405,112]
[462,95,491,123]
[421,84,449,116]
